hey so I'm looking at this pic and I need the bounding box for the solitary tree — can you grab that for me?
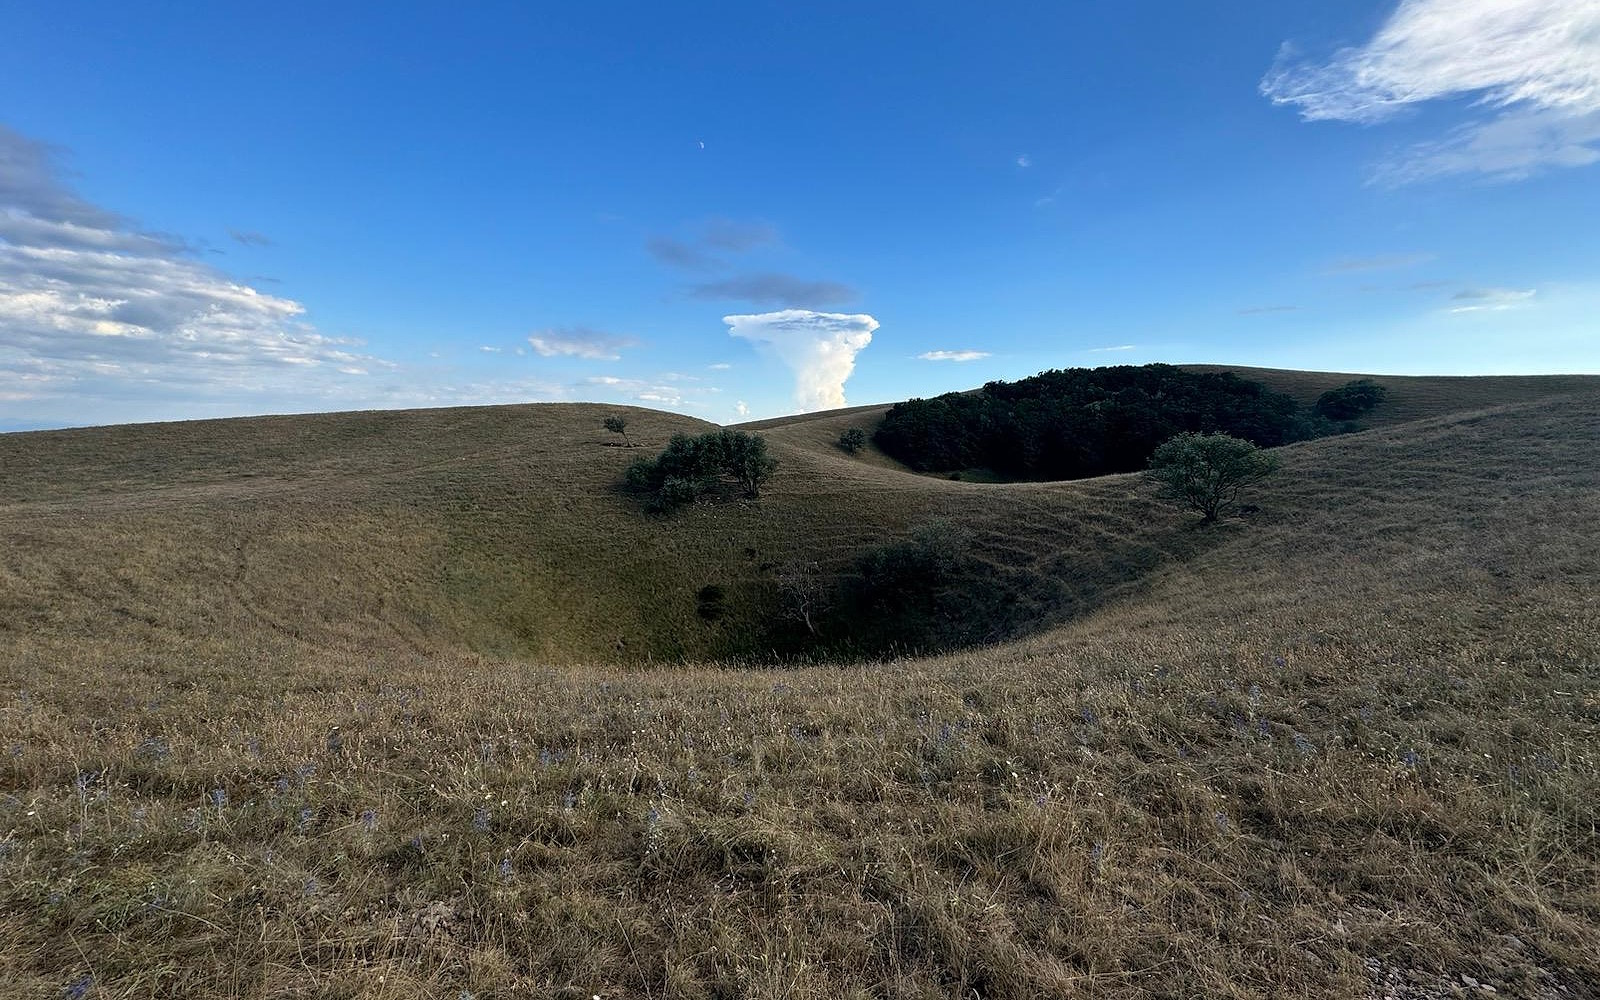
[838,427,867,454]
[1147,432,1279,524]
[603,415,631,446]
[716,429,778,498]
[775,560,831,635]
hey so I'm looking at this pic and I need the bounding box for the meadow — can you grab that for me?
[1,368,1597,998]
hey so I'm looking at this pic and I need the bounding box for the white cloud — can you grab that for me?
[1016,154,1032,168]
[0,199,388,416]
[581,373,730,409]
[527,327,637,360]
[1448,286,1537,312]
[708,362,732,370]
[1263,0,1600,181]
[479,345,502,352]
[918,349,990,362]
[734,400,750,418]
[724,309,878,411]
[1088,344,1137,353]
[0,124,621,426]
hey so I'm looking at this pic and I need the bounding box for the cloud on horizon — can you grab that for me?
[1262,0,1600,182]
[0,124,398,420]
[582,373,725,411]
[527,327,638,360]
[725,309,877,411]
[0,124,680,427]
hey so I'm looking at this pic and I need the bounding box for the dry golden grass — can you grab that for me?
[2,373,1598,998]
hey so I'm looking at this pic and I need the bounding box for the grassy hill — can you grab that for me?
[1,369,1598,998]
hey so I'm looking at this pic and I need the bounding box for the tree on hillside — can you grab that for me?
[775,560,831,635]
[718,429,779,498]
[838,427,867,454]
[1147,432,1279,524]
[603,414,632,446]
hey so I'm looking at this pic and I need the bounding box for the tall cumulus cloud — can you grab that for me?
[724,309,877,411]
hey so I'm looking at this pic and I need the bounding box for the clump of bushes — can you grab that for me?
[1314,379,1387,421]
[873,364,1326,481]
[837,427,867,454]
[624,429,778,512]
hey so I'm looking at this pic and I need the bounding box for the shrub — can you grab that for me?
[837,427,867,454]
[1314,379,1387,421]
[855,522,966,612]
[623,429,778,511]
[696,584,727,621]
[1147,432,1279,524]
[602,414,631,446]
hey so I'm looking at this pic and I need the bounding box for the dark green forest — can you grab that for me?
[874,365,1377,480]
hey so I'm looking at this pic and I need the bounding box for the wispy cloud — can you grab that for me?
[645,236,717,271]
[708,362,732,370]
[1263,0,1600,182]
[919,349,991,362]
[227,228,273,247]
[1237,305,1300,315]
[1374,108,1600,184]
[1088,344,1137,353]
[1016,154,1032,168]
[1449,286,1537,312]
[725,309,878,411]
[1323,252,1435,274]
[527,327,638,360]
[645,217,779,271]
[692,273,858,309]
[700,217,779,252]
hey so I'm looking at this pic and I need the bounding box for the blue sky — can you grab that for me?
[2,0,1597,429]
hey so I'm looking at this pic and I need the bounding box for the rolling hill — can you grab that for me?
[1,368,1597,998]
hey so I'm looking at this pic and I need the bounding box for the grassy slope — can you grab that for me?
[1,372,1598,998]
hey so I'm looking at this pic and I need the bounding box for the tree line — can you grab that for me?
[871,365,1381,480]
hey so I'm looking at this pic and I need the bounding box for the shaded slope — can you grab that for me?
[0,404,1195,664]
[1,372,1595,666]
